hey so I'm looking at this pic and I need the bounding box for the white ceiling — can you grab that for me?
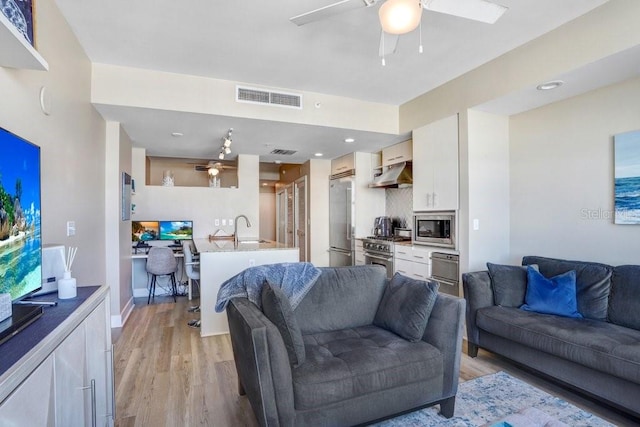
[55,0,610,162]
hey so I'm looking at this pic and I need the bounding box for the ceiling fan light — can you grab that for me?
[208,167,220,176]
[379,0,422,35]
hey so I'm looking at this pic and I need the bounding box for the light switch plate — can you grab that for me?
[215,219,220,226]
[473,219,480,231]
[67,221,76,236]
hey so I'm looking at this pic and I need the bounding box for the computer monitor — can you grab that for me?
[132,221,160,242]
[159,220,193,241]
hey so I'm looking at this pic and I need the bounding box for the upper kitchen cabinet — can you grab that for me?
[413,114,459,211]
[331,153,355,176]
[382,140,412,167]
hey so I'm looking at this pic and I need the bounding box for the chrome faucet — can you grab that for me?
[234,214,252,246]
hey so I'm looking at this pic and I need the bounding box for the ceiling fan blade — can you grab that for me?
[290,0,378,26]
[422,0,507,24]
[379,31,399,57]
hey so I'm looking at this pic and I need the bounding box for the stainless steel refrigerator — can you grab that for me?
[329,175,355,267]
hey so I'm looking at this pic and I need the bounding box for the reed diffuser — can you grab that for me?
[58,246,78,299]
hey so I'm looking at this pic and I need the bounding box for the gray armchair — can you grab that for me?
[227,265,466,427]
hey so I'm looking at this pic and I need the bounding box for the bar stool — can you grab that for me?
[183,241,200,301]
[146,246,178,304]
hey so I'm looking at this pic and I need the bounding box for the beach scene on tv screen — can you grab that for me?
[132,221,159,241]
[0,133,42,300]
[160,221,193,240]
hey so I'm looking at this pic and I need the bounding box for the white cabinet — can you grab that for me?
[85,300,114,427]
[394,245,431,280]
[413,114,459,211]
[0,356,55,425]
[54,299,114,427]
[0,288,114,427]
[355,239,365,265]
[382,140,412,167]
[331,153,355,175]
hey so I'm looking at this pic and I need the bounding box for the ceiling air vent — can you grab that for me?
[236,86,302,109]
[270,148,297,156]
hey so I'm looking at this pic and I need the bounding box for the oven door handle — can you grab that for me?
[365,253,393,262]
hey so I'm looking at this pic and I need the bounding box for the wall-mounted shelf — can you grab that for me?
[0,12,48,71]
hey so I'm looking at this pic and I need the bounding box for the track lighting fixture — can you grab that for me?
[216,128,233,159]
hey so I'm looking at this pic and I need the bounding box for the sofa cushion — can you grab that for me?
[294,265,388,335]
[521,267,582,318]
[522,256,612,320]
[374,273,439,342]
[293,325,443,410]
[487,263,538,307]
[609,265,640,330]
[261,283,305,367]
[476,306,640,384]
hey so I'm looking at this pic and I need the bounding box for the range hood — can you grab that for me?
[369,162,413,188]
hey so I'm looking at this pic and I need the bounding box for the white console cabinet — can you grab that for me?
[0,287,114,427]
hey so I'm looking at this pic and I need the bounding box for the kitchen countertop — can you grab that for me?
[194,238,293,253]
[395,241,460,254]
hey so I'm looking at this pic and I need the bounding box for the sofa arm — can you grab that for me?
[227,298,295,427]
[462,271,494,351]
[423,294,466,399]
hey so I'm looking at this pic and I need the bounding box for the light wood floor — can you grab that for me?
[113,297,638,426]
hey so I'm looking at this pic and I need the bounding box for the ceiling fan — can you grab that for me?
[192,160,237,176]
[290,0,508,61]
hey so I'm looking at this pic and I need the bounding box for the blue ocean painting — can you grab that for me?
[614,130,640,224]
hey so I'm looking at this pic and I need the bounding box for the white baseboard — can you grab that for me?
[110,296,135,328]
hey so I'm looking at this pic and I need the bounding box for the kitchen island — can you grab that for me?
[194,238,299,336]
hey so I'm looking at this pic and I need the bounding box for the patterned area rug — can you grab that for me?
[373,371,613,427]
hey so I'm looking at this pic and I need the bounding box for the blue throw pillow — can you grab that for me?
[520,266,583,318]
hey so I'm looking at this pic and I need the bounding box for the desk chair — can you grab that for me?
[146,247,179,304]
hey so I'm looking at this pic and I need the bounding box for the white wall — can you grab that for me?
[105,122,133,326]
[259,189,276,241]
[92,64,399,135]
[509,76,640,265]
[464,110,510,271]
[131,148,260,239]
[0,0,106,288]
[308,159,331,266]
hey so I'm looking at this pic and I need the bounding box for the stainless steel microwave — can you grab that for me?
[413,212,456,248]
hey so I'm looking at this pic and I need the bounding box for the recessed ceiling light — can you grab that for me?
[344,138,355,143]
[536,80,564,91]
[314,153,323,157]
[171,132,184,137]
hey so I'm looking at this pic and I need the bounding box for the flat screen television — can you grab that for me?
[159,220,193,241]
[0,127,43,345]
[132,220,160,242]
[0,128,42,301]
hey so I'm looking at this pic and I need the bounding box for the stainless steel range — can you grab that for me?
[363,236,410,279]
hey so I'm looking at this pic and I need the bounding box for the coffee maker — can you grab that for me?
[373,216,392,238]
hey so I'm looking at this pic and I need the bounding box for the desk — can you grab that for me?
[131,250,185,298]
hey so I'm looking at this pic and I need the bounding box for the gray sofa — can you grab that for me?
[463,255,640,418]
[227,265,466,426]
